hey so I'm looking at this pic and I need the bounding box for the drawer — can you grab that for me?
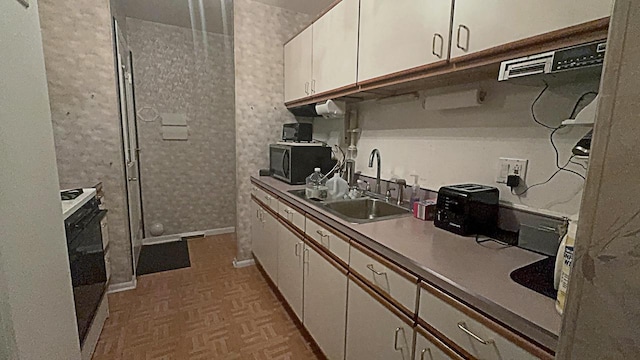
[278,200,305,233]
[252,184,278,212]
[349,242,418,315]
[419,284,545,360]
[414,325,464,360]
[305,216,350,265]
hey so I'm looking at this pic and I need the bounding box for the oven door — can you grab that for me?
[68,209,107,346]
[270,145,291,183]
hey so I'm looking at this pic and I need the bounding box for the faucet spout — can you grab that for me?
[368,149,382,194]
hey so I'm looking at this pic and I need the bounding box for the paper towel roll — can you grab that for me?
[422,88,486,111]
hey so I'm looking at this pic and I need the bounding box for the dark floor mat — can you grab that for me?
[136,240,191,276]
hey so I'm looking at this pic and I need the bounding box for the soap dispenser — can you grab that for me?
[409,174,421,208]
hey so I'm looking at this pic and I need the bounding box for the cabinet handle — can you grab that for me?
[456,24,470,51]
[366,263,386,276]
[303,248,310,264]
[264,195,272,202]
[432,33,444,58]
[393,327,405,351]
[294,242,302,256]
[305,82,310,95]
[284,208,294,215]
[420,348,433,360]
[311,79,316,94]
[457,321,493,345]
[316,230,328,237]
[256,209,260,219]
[316,230,330,248]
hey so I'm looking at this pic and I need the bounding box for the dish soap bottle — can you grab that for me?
[409,174,422,209]
[305,168,328,200]
[555,217,578,315]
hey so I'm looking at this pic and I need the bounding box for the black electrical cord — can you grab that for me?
[530,81,556,129]
[569,91,598,119]
[570,159,588,170]
[512,155,585,196]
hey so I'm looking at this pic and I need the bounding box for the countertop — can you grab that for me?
[252,175,562,352]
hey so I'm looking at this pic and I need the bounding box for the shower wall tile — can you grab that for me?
[127,18,236,236]
[38,0,133,283]
[234,0,311,260]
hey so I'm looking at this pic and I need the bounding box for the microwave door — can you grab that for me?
[270,147,290,181]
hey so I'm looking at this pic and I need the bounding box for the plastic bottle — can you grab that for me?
[409,174,422,209]
[305,168,328,200]
[555,217,578,315]
[327,173,349,200]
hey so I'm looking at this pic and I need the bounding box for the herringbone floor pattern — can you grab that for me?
[92,234,320,360]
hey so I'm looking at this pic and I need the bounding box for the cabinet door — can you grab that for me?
[358,0,453,82]
[251,200,265,262]
[451,0,613,59]
[303,244,348,360]
[312,0,359,94]
[260,209,279,285]
[346,277,412,360]
[277,221,304,321]
[284,26,313,102]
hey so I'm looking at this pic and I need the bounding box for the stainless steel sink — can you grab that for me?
[323,198,411,224]
[287,189,412,224]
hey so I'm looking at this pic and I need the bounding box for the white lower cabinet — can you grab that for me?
[276,221,304,321]
[346,276,413,360]
[252,200,278,285]
[303,243,348,360]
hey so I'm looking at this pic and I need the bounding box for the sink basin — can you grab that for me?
[287,189,411,224]
[323,198,411,224]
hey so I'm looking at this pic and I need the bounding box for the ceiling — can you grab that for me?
[121,0,334,34]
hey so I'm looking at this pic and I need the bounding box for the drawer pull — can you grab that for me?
[457,321,494,345]
[393,327,406,351]
[366,263,386,276]
[316,230,328,237]
[264,195,272,202]
[420,348,433,360]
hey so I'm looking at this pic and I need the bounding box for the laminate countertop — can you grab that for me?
[252,175,562,352]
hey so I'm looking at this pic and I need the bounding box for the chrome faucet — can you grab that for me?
[368,149,382,194]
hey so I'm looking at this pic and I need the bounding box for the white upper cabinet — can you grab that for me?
[284,26,313,103]
[312,0,360,95]
[358,0,453,82]
[450,0,614,59]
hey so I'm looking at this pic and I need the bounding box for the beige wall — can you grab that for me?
[0,1,81,359]
[127,18,237,236]
[38,0,134,283]
[557,0,640,357]
[349,77,599,217]
[234,0,311,260]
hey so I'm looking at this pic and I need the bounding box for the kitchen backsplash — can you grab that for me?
[312,78,599,218]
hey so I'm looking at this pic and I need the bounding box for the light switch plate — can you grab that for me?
[497,158,528,184]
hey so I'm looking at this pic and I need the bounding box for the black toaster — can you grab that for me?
[434,184,499,236]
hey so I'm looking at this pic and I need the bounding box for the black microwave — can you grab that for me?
[269,144,335,184]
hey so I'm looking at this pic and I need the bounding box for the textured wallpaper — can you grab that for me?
[38,0,133,284]
[234,0,311,260]
[127,18,237,236]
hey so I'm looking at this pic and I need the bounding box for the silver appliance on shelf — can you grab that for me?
[498,40,606,81]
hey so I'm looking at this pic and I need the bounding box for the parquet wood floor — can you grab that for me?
[92,234,320,360]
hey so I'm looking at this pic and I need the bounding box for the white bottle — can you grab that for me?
[555,217,578,315]
[327,173,349,200]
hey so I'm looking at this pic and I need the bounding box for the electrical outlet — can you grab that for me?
[497,158,528,184]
